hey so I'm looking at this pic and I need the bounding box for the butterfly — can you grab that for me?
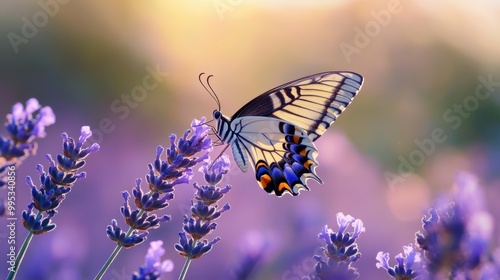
[207,71,364,196]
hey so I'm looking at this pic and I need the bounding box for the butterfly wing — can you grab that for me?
[232,71,363,141]
[228,116,322,196]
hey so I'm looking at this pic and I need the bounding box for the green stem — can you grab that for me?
[94,222,139,280]
[178,256,193,280]
[6,213,39,280]
[94,192,151,280]
[93,243,124,280]
[178,238,196,280]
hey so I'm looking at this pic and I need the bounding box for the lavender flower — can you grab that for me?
[21,204,56,235]
[7,98,55,142]
[176,231,221,259]
[106,219,149,248]
[415,171,494,278]
[199,153,229,186]
[106,118,212,249]
[132,240,173,280]
[376,244,422,279]
[8,126,98,280]
[0,98,55,187]
[175,155,231,279]
[22,126,99,234]
[121,190,171,230]
[304,212,365,280]
[96,118,213,280]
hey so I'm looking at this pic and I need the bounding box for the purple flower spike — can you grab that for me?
[305,212,364,279]
[7,98,55,143]
[175,156,231,262]
[21,126,98,234]
[132,240,173,280]
[107,118,213,249]
[415,171,495,278]
[1,98,56,188]
[199,154,230,186]
[336,212,355,235]
[376,244,421,279]
[376,252,390,270]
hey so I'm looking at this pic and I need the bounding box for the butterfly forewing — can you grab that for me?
[213,71,363,196]
[232,71,363,141]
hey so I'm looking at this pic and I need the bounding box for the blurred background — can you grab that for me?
[1,1,499,279]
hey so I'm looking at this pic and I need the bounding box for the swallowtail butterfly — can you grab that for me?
[209,71,363,196]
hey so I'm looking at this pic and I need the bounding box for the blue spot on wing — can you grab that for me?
[254,141,320,196]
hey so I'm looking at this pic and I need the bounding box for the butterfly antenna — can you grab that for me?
[198,72,221,112]
[206,74,221,111]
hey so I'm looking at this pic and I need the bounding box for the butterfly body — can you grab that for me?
[212,71,363,196]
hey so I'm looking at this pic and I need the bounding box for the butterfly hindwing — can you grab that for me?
[232,71,363,141]
[227,116,321,196]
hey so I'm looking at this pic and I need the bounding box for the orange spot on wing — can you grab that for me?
[259,174,272,189]
[299,148,307,157]
[278,182,292,192]
[256,161,268,169]
[293,135,301,144]
[303,160,314,169]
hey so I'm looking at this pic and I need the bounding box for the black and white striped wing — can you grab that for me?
[232,71,363,141]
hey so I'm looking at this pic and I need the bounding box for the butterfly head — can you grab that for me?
[212,110,222,120]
